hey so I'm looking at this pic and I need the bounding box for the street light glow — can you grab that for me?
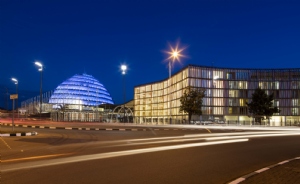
[172,51,178,57]
[35,61,43,67]
[11,78,18,84]
[165,41,187,63]
[121,65,127,74]
[121,65,127,71]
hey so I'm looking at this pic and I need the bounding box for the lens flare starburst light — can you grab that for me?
[165,41,187,63]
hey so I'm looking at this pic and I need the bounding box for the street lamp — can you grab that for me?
[35,61,43,119]
[121,64,127,123]
[11,77,18,118]
[165,42,186,124]
[10,78,18,131]
[11,77,18,108]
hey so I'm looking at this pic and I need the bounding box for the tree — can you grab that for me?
[246,87,280,124]
[179,86,206,124]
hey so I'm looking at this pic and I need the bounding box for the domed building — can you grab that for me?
[49,73,114,108]
[47,73,114,122]
[21,73,115,122]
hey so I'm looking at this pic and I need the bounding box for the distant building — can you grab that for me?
[21,73,114,121]
[134,65,300,126]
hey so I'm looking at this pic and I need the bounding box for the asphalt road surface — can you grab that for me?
[1,125,300,184]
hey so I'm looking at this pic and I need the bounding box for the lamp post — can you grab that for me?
[35,61,43,120]
[11,77,18,118]
[165,41,186,125]
[121,65,127,123]
[11,78,18,106]
[168,51,180,125]
[10,78,18,131]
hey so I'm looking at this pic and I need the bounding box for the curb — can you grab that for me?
[1,123,201,132]
[228,156,300,184]
[0,131,38,137]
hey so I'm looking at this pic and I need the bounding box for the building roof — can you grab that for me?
[49,73,114,106]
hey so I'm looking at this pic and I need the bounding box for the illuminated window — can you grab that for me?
[292,108,299,115]
[229,107,232,114]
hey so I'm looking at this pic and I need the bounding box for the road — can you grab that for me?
[1,124,300,184]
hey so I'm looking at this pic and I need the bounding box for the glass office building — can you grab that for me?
[134,65,300,126]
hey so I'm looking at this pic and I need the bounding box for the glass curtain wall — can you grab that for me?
[134,65,300,126]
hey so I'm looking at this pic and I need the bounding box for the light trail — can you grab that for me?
[80,131,297,148]
[3,125,300,173]
[2,139,248,172]
[125,131,284,143]
[205,132,300,141]
[172,125,300,131]
[2,153,73,163]
[111,131,300,147]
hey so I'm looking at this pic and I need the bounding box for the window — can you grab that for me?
[229,99,233,106]
[229,107,232,114]
[292,108,299,115]
[227,73,233,80]
[292,99,299,106]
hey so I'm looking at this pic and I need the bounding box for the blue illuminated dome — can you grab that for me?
[49,73,114,106]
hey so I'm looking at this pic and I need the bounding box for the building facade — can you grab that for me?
[134,65,300,126]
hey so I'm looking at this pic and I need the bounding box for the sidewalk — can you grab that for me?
[238,158,300,184]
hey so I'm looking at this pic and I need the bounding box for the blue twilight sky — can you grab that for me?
[0,0,300,108]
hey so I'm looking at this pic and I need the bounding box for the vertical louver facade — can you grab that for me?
[134,65,300,126]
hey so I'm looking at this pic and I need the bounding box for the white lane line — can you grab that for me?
[278,160,289,165]
[255,167,269,173]
[228,178,245,184]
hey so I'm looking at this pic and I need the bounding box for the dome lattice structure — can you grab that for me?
[49,73,114,106]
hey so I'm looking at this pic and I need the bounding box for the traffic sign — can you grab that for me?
[10,94,18,99]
